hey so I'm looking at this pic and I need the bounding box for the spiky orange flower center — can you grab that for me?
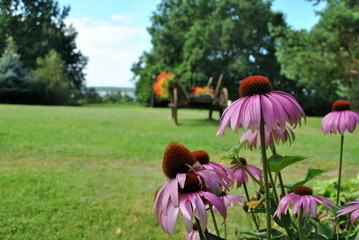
[192,150,210,164]
[178,173,202,193]
[162,142,196,178]
[332,100,351,111]
[293,186,313,196]
[239,76,273,97]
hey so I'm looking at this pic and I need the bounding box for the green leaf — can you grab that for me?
[204,231,226,240]
[284,168,325,189]
[308,218,331,238]
[306,232,328,240]
[230,140,247,155]
[241,229,285,239]
[268,154,308,173]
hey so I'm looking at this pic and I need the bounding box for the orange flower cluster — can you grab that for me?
[153,71,175,100]
[191,86,214,96]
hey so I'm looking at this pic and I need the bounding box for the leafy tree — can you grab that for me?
[84,87,103,104]
[30,49,71,105]
[0,37,31,103]
[0,0,87,90]
[274,0,359,113]
[132,0,300,106]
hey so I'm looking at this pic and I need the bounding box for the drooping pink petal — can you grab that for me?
[350,209,359,225]
[200,191,227,219]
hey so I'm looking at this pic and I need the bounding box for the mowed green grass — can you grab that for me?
[0,104,358,239]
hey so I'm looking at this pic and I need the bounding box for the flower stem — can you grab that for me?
[298,208,304,240]
[259,106,271,240]
[345,223,353,240]
[195,217,207,240]
[224,220,227,239]
[271,146,286,197]
[209,205,220,237]
[278,172,286,197]
[336,135,344,204]
[243,182,262,237]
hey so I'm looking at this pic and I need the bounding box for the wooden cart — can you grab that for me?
[168,74,228,125]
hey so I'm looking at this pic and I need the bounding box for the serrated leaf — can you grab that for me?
[268,154,308,173]
[284,168,325,189]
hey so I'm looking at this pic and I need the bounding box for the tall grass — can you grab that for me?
[0,104,357,239]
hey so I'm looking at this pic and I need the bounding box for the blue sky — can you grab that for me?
[58,0,325,88]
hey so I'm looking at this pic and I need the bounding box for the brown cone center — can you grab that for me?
[192,150,210,164]
[162,142,196,178]
[239,76,273,97]
[332,100,351,111]
[293,186,313,196]
[178,173,202,193]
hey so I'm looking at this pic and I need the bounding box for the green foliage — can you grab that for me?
[284,168,325,189]
[103,91,134,104]
[0,0,88,90]
[0,37,31,103]
[274,0,359,113]
[133,0,297,105]
[314,174,359,203]
[268,154,308,173]
[30,49,72,105]
[83,87,103,104]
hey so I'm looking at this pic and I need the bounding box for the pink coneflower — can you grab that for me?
[321,100,359,136]
[274,186,335,218]
[218,191,245,209]
[217,76,305,135]
[192,150,234,187]
[240,125,295,150]
[231,158,262,188]
[157,172,227,234]
[154,143,229,234]
[337,198,359,225]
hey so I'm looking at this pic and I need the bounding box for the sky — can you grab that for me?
[58,0,326,88]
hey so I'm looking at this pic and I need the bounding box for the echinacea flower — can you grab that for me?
[154,143,229,234]
[158,172,227,234]
[192,150,233,187]
[240,125,295,150]
[218,191,245,209]
[321,100,359,136]
[337,198,359,225]
[231,158,262,188]
[217,75,305,135]
[274,186,335,218]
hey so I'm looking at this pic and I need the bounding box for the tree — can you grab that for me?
[132,0,300,106]
[31,49,71,105]
[0,37,31,103]
[274,0,359,113]
[0,0,88,90]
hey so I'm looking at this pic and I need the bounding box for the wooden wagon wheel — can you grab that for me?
[218,87,228,117]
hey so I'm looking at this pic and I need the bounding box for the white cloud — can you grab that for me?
[111,14,136,25]
[65,17,151,87]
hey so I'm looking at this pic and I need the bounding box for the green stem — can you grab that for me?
[298,208,304,240]
[209,205,220,237]
[243,182,262,239]
[267,164,279,205]
[224,220,227,239]
[278,172,286,197]
[345,223,353,240]
[271,146,286,198]
[195,217,206,240]
[259,105,272,240]
[336,135,344,204]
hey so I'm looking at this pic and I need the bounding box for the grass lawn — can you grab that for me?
[0,104,358,239]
